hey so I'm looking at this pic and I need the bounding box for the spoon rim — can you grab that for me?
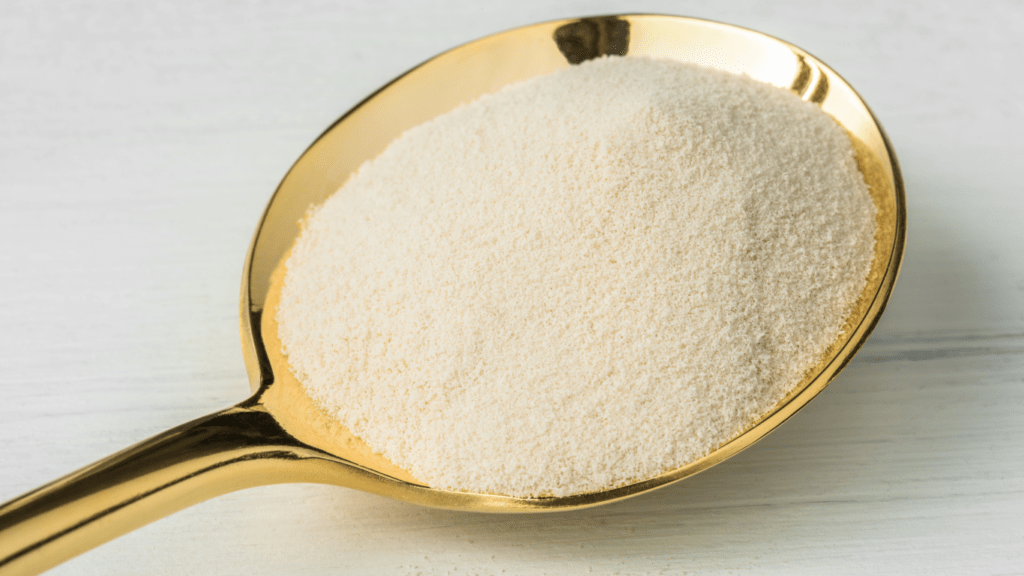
[238,13,908,510]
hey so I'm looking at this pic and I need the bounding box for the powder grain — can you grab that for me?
[277,56,876,497]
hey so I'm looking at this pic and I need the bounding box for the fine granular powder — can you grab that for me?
[277,56,877,497]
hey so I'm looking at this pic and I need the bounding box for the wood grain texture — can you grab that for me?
[1,0,1022,574]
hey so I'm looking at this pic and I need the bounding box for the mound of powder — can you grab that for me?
[277,56,876,498]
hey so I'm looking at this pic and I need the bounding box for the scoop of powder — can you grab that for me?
[277,55,876,498]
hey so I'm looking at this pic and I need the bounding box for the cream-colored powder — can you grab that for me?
[277,56,876,498]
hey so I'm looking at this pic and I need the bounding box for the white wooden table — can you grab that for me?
[2,1,1022,574]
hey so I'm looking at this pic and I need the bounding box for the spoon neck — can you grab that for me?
[0,400,329,576]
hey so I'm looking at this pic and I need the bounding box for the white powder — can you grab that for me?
[277,56,876,498]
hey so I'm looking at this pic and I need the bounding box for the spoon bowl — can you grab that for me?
[0,14,905,576]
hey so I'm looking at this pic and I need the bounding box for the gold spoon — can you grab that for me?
[0,14,906,576]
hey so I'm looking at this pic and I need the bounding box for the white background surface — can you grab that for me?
[2,1,1023,574]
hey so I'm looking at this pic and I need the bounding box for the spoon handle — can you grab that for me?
[0,398,339,575]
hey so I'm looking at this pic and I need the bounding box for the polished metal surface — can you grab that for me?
[0,15,906,575]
